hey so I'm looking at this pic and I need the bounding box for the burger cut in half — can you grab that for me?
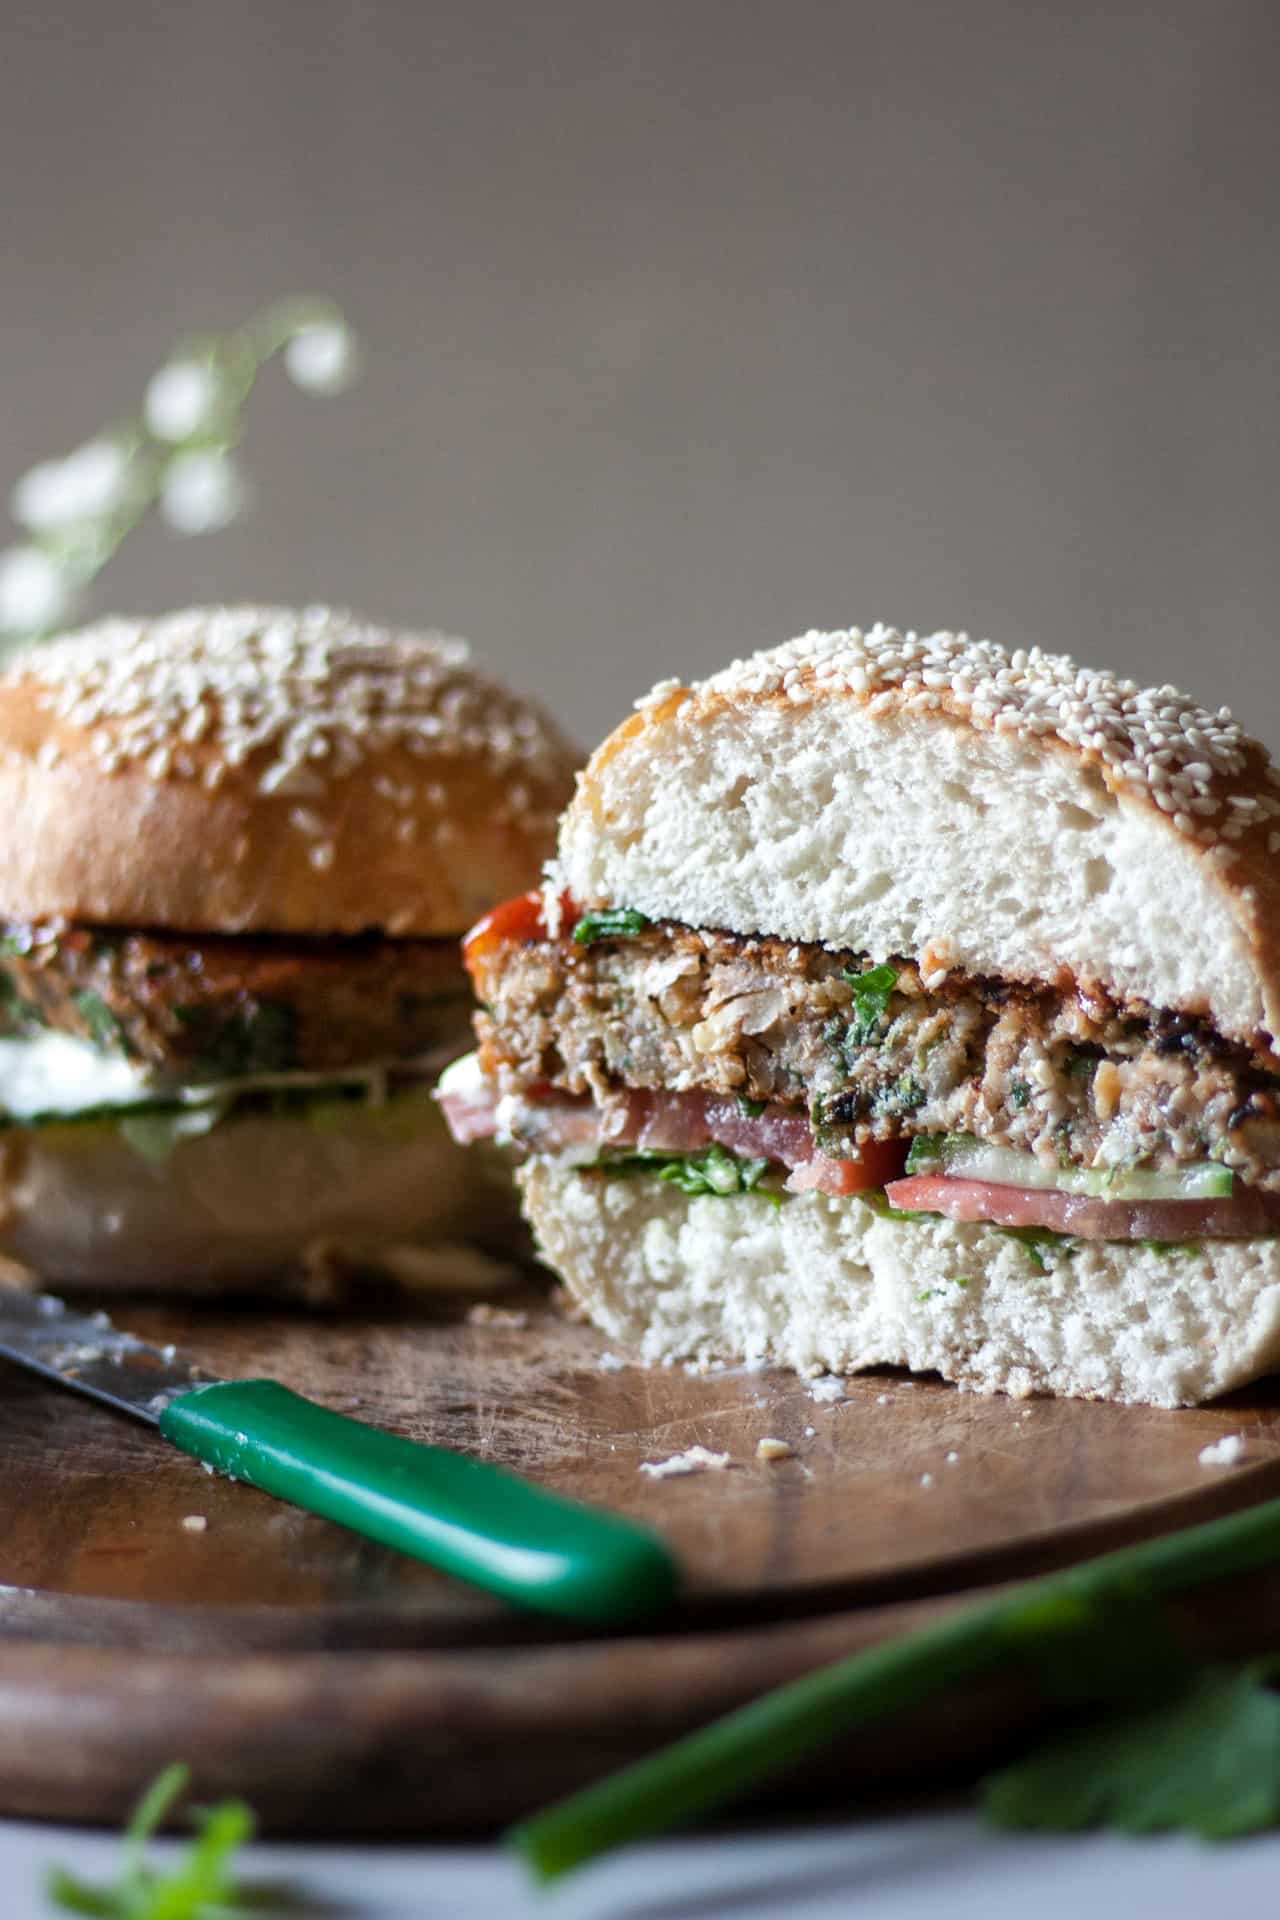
[443,624,1280,1406]
[0,605,577,1289]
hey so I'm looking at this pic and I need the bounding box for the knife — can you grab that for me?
[0,1290,679,1624]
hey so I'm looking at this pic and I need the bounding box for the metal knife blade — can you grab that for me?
[0,1289,219,1424]
[0,1287,680,1622]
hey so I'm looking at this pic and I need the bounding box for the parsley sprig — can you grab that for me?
[48,1763,254,1918]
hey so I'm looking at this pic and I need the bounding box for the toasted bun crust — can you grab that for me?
[555,625,1280,1049]
[521,1161,1280,1407]
[0,1100,521,1290]
[0,606,579,937]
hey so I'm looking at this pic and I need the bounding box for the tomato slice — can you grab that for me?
[885,1173,1280,1241]
[463,889,579,979]
[788,1139,909,1196]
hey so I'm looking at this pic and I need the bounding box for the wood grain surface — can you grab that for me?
[2,1286,1280,1830]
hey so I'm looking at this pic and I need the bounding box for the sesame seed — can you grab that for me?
[680,624,1268,841]
[7,605,571,847]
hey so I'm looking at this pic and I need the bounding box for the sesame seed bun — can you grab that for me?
[0,606,580,937]
[554,624,1280,1050]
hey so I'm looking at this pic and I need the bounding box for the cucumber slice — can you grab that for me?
[906,1133,1234,1201]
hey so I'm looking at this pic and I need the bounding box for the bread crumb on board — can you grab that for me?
[181,1514,208,1533]
[919,1473,935,1489]
[1199,1432,1247,1467]
[808,1376,846,1405]
[597,1350,626,1372]
[755,1436,794,1462]
[465,1304,529,1329]
[640,1446,731,1479]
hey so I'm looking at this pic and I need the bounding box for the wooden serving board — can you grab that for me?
[2,1285,1280,1833]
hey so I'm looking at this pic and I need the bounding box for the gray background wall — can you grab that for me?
[1,0,1276,747]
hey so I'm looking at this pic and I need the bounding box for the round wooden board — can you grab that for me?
[3,1286,1280,1830]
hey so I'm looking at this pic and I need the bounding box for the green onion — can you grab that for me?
[509,1495,1280,1883]
[572,908,652,947]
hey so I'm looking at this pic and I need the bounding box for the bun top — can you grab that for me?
[556,623,1280,1050]
[0,605,579,938]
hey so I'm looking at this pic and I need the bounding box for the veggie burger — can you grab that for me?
[0,604,577,1288]
[444,624,1280,1406]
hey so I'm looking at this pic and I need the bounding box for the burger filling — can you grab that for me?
[442,893,1280,1244]
[0,920,473,1159]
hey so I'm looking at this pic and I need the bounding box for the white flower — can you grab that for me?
[144,360,225,442]
[284,322,359,394]
[159,450,250,534]
[0,546,72,634]
[11,440,134,533]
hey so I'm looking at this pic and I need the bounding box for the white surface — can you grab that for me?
[7,1813,1280,1919]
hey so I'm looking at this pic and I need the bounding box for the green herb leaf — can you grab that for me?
[840,963,898,1048]
[736,1095,767,1119]
[916,1277,971,1302]
[982,1659,1280,1839]
[995,1224,1080,1272]
[871,1072,925,1119]
[47,1762,256,1918]
[571,908,652,947]
[600,1144,783,1207]
[1009,1080,1031,1110]
[72,990,131,1057]
[856,1186,936,1225]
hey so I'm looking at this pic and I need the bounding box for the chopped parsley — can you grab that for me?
[871,1072,925,1118]
[737,1095,767,1118]
[840,963,899,1048]
[995,1224,1080,1272]
[73,988,133,1056]
[600,1142,783,1206]
[1009,1080,1031,1110]
[572,908,652,947]
[917,1277,971,1301]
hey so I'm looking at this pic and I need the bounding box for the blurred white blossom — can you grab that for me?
[11,440,134,533]
[284,322,359,395]
[144,360,226,442]
[0,546,72,634]
[0,295,357,651]
[160,450,250,534]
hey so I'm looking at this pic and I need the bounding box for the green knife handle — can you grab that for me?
[159,1379,678,1624]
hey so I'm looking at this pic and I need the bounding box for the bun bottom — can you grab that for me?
[519,1161,1280,1406]
[0,1102,521,1293]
